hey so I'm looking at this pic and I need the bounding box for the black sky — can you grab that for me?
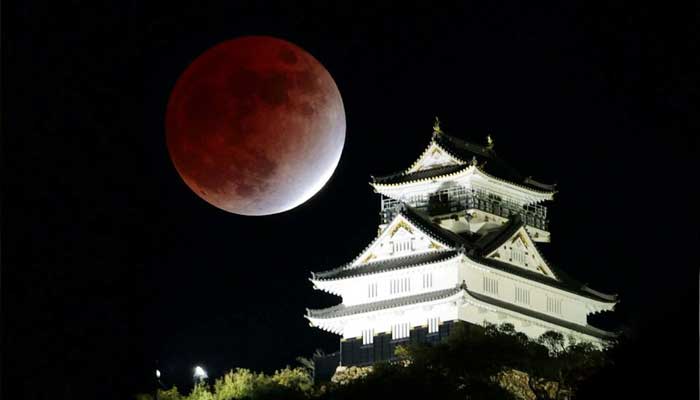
[3,2,699,399]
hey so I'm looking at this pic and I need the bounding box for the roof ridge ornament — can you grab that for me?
[433,116,442,135]
[486,134,494,150]
[470,156,478,166]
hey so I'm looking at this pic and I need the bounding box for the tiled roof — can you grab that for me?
[312,205,617,304]
[473,215,526,255]
[372,131,555,192]
[307,283,616,339]
[398,205,467,248]
[313,250,460,280]
[466,216,618,303]
[307,287,462,319]
[435,132,549,191]
[465,288,618,339]
[373,164,467,185]
[475,256,618,304]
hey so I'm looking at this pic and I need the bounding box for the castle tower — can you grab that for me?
[306,121,617,369]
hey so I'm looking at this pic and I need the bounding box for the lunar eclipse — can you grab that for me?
[166,36,345,215]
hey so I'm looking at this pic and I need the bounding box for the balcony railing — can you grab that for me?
[380,188,548,230]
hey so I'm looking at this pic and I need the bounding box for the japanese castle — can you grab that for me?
[306,119,617,370]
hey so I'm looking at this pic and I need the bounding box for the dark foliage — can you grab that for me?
[320,322,610,400]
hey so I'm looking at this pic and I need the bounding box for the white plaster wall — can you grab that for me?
[457,302,601,345]
[340,258,460,306]
[460,260,589,326]
[342,300,460,339]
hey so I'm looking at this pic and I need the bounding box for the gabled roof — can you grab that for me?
[466,216,618,303]
[473,216,526,255]
[464,286,618,339]
[313,250,460,281]
[405,140,464,173]
[347,209,454,267]
[434,132,556,192]
[438,211,617,304]
[371,131,556,193]
[373,164,467,185]
[311,204,617,304]
[478,217,558,279]
[397,205,467,247]
[311,206,462,278]
[307,282,617,339]
[474,257,617,304]
[307,287,462,319]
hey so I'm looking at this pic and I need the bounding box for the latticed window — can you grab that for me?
[422,272,433,289]
[362,329,374,345]
[483,276,499,295]
[390,277,411,295]
[546,296,562,314]
[511,248,527,265]
[391,323,410,340]
[428,317,440,334]
[367,283,378,298]
[391,239,413,254]
[515,286,531,305]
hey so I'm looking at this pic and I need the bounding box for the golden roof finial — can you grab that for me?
[433,116,442,134]
[486,134,494,149]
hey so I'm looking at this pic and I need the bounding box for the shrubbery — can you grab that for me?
[137,322,613,400]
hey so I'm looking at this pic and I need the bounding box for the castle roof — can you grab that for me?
[398,205,467,247]
[475,256,618,303]
[307,283,617,339]
[372,131,556,193]
[307,287,462,319]
[312,206,617,304]
[464,215,618,303]
[313,250,460,281]
[463,286,618,339]
[372,164,466,185]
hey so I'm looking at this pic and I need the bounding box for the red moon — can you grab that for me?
[166,36,345,215]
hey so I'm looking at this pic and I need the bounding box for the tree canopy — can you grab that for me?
[137,322,613,400]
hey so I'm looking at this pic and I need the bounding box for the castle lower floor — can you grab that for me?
[316,320,456,371]
[342,320,457,366]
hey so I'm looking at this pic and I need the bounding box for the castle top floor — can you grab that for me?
[369,120,557,240]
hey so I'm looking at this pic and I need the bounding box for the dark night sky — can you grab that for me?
[3,2,698,399]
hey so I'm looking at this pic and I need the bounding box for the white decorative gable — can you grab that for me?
[406,141,464,173]
[485,226,557,278]
[351,214,451,267]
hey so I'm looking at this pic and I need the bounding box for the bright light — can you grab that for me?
[193,366,208,380]
[156,369,161,378]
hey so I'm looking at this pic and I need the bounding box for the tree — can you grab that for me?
[187,383,215,400]
[211,368,269,400]
[140,322,610,400]
[520,331,611,400]
[270,367,314,395]
[156,386,184,400]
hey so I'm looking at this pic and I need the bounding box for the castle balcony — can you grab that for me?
[380,188,548,231]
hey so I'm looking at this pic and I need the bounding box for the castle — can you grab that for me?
[306,120,617,372]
